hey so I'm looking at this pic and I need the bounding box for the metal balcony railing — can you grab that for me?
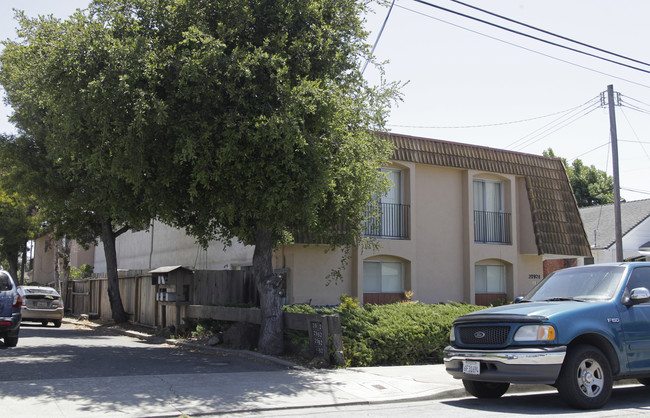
[364,202,410,239]
[474,210,512,244]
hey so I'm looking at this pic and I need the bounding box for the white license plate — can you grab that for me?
[37,301,48,308]
[463,360,480,375]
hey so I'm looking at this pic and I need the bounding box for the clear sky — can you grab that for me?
[2,0,650,202]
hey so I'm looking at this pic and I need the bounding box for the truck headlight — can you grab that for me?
[449,327,456,343]
[514,325,556,341]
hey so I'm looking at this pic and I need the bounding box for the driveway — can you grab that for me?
[0,322,288,417]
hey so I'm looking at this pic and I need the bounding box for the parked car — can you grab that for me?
[444,262,650,409]
[0,271,21,347]
[17,285,64,327]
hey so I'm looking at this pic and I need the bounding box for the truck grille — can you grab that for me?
[458,325,510,345]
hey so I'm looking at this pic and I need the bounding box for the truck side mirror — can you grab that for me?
[628,287,650,305]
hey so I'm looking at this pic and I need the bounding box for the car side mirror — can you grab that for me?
[628,287,650,305]
[514,296,525,304]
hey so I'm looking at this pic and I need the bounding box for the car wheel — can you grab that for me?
[53,320,62,328]
[4,336,18,347]
[556,344,612,409]
[462,379,510,398]
[41,321,49,327]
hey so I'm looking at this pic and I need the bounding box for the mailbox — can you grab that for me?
[150,265,194,328]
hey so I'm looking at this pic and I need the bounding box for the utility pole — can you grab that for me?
[606,85,624,262]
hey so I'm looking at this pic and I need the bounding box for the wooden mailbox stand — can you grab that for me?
[150,265,193,329]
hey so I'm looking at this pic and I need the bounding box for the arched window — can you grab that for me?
[475,262,507,306]
[363,260,404,304]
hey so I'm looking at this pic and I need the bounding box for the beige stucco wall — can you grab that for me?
[32,235,95,283]
[70,242,95,269]
[93,221,254,273]
[516,178,538,255]
[278,162,547,306]
[33,235,56,283]
[71,158,556,307]
[273,245,354,305]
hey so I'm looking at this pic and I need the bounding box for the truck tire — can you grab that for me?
[556,344,612,409]
[462,379,510,398]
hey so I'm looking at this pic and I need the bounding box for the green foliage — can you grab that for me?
[283,300,484,367]
[339,301,485,366]
[0,188,39,279]
[185,318,232,338]
[69,264,94,279]
[544,148,614,207]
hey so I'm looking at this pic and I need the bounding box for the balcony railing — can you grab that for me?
[474,210,512,244]
[364,202,410,239]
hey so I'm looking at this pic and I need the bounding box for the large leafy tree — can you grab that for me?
[544,149,614,207]
[1,0,398,354]
[0,187,38,281]
[0,8,156,322]
[86,0,395,354]
[145,0,398,354]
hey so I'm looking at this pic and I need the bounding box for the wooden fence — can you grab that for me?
[67,269,259,327]
[66,269,343,365]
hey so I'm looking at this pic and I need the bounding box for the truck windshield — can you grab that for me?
[525,266,625,302]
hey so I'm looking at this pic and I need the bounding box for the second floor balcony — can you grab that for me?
[364,202,410,240]
[474,210,512,244]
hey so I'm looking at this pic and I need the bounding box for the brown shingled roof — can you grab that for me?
[380,132,592,257]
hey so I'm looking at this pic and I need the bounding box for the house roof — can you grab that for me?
[380,132,592,257]
[579,199,650,249]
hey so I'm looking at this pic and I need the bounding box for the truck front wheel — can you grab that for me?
[556,344,612,409]
[462,380,510,398]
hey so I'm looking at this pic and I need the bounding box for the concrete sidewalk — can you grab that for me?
[43,320,634,417]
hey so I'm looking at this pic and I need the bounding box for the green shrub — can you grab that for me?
[185,318,232,338]
[336,300,484,367]
[281,297,484,367]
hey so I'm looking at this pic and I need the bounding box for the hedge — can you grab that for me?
[284,296,485,367]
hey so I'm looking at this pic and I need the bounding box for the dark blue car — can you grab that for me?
[444,262,650,409]
[0,271,22,347]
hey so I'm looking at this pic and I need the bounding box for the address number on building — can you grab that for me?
[463,360,480,375]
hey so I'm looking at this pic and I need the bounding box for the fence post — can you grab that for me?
[327,314,346,366]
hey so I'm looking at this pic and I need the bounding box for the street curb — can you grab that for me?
[65,318,300,369]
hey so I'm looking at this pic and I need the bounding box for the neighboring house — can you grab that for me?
[35,132,592,306]
[580,199,650,263]
[32,234,95,284]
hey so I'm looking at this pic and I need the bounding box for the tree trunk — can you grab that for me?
[254,229,284,355]
[20,243,27,285]
[100,217,129,323]
[7,252,18,284]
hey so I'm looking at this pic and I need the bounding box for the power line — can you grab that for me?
[387,102,592,129]
[622,95,650,109]
[619,107,650,162]
[621,186,650,196]
[394,3,650,90]
[568,142,610,161]
[411,0,650,75]
[504,97,600,150]
[362,0,396,74]
[621,101,650,115]
[512,103,600,152]
[448,0,650,69]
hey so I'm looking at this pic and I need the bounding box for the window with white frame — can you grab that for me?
[364,261,404,293]
[473,178,511,244]
[473,179,502,213]
[475,264,506,294]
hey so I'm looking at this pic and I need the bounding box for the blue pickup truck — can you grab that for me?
[444,262,650,409]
